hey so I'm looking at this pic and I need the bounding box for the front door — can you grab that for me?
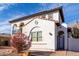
[57,31,64,50]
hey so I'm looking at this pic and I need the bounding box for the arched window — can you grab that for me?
[29,26,42,42]
[19,23,24,33]
[12,24,17,34]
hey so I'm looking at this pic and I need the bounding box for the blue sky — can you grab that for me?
[0,3,79,33]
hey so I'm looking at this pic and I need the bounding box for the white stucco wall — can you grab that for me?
[25,18,56,51]
[11,18,56,51]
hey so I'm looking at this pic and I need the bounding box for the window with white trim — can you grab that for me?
[31,31,42,42]
[12,24,17,34]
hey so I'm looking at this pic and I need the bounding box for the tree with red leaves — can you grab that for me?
[11,32,31,52]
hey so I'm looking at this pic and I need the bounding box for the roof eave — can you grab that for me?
[9,6,64,23]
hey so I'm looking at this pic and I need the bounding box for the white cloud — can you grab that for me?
[0,21,10,34]
[8,13,26,21]
[0,6,5,11]
[0,3,15,11]
[0,3,16,33]
[0,12,26,34]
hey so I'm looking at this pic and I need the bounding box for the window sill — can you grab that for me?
[31,42,47,45]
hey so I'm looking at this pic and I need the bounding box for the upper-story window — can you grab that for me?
[19,23,24,33]
[53,12,59,22]
[12,24,17,34]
